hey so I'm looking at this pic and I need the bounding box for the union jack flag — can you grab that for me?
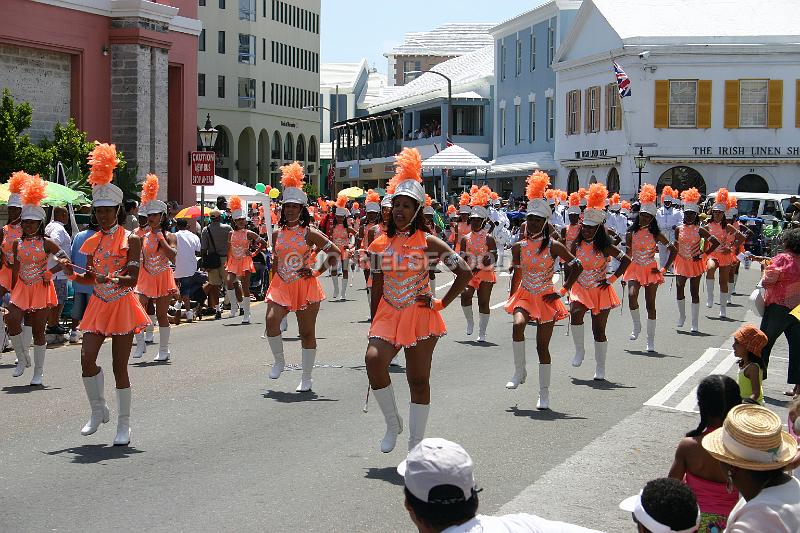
[434,136,454,153]
[613,61,631,98]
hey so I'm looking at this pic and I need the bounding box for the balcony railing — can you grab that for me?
[336,139,401,163]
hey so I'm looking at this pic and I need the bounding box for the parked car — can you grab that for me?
[703,192,793,222]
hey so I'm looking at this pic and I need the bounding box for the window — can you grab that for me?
[219,0,225,8]
[239,0,256,20]
[514,104,521,144]
[547,26,555,65]
[198,73,205,97]
[739,79,768,128]
[238,77,256,109]
[529,33,536,71]
[217,75,225,98]
[546,97,554,140]
[500,107,507,146]
[262,81,266,103]
[515,39,522,77]
[199,29,206,52]
[199,0,206,5]
[238,34,256,64]
[403,60,421,84]
[218,31,225,54]
[529,100,536,143]
[262,38,266,60]
[607,83,621,131]
[566,90,580,135]
[587,86,600,133]
[669,80,697,127]
[500,43,507,80]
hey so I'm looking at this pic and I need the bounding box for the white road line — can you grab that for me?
[644,347,720,408]
[707,350,736,376]
[672,350,737,413]
[436,280,454,291]
[490,299,508,310]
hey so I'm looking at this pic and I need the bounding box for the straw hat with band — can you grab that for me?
[619,492,699,533]
[701,403,797,471]
[280,162,308,205]
[88,142,124,208]
[525,171,551,219]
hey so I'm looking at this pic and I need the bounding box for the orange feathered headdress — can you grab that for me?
[87,142,120,186]
[229,195,243,212]
[490,191,499,202]
[140,173,160,204]
[280,161,305,189]
[425,194,432,207]
[714,188,729,209]
[661,185,675,201]
[638,184,657,205]
[470,185,479,195]
[353,202,360,210]
[544,189,557,201]
[621,200,632,211]
[681,188,700,205]
[470,186,491,207]
[317,197,328,212]
[586,183,608,210]
[610,192,620,206]
[22,174,47,207]
[568,192,581,207]
[9,171,31,194]
[526,171,550,201]
[447,205,457,215]
[578,187,587,199]
[393,147,422,184]
[727,195,738,209]
[559,190,567,202]
[459,192,470,206]
[335,193,348,209]
[365,189,381,204]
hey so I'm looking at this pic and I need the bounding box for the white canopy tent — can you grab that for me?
[195,175,268,202]
[422,144,491,202]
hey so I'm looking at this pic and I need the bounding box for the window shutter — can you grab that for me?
[584,89,590,132]
[767,79,783,129]
[605,84,611,130]
[654,80,669,128]
[696,80,712,128]
[575,90,581,134]
[796,80,800,127]
[724,80,740,129]
[594,87,601,132]
[565,92,570,134]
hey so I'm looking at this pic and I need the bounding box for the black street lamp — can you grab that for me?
[198,113,218,229]
[634,147,647,192]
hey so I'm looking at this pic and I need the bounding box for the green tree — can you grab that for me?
[39,118,95,174]
[0,88,52,178]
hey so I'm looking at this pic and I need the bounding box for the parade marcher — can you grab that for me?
[623,184,676,352]
[225,195,267,324]
[704,189,745,318]
[422,195,440,296]
[459,186,497,343]
[546,189,565,230]
[1,172,30,357]
[6,175,62,384]
[365,148,471,453]
[60,142,150,445]
[453,192,471,252]
[605,193,628,272]
[265,162,341,392]
[727,195,745,295]
[328,193,356,301]
[134,174,178,361]
[505,172,581,409]
[674,188,719,333]
[656,186,682,271]
[358,189,382,287]
[569,184,630,381]
[561,192,582,249]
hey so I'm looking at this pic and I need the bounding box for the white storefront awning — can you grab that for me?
[196,176,268,202]
[488,151,557,177]
[422,144,491,170]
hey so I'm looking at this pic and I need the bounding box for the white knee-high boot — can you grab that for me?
[241,298,251,324]
[646,319,657,352]
[705,279,715,308]
[719,291,728,318]
[10,333,30,377]
[462,306,474,335]
[22,325,32,351]
[594,341,608,380]
[30,344,46,386]
[691,302,700,333]
[676,298,686,327]
[408,403,430,451]
[477,313,490,342]
[226,290,239,318]
[267,335,285,379]
[537,364,552,410]
[331,275,340,300]
[145,315,156,342]
[113,387,131,446]
[133,331,146,358]
[340,281,348,301]
[280,315,288,332]
[154,326,170,361]
[629,308,642,340]
[571,324,585,367]
[81,369,109,435]
[372,384,403,453]
[296,348,316,392]
[506,340,527,389]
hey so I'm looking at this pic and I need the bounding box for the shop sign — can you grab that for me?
[573,149,608,159]
[692,146,800,156]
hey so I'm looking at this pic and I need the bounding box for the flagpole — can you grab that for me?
[610,55,638,196]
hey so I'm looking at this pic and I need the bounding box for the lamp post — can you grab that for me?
[198,113,218,230]
[634,147,647,193]
[302,104,333,197]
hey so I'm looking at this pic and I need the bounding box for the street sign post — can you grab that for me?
[191,151,215,229]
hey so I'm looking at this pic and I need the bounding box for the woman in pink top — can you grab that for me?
[669,375,742,533]
[758,228,800,396]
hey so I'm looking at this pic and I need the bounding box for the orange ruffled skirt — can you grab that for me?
[10,281,58,311]
[707,250,735,267]
[674,255,706,278]
[369,299,446,348]
[569,283,621,316]
[622,262,664,286]
[80,292,150,336]
[468,269,496,289]
[136,269,178,298]
[0,266,12,291]
[505,288,568,323]
[265,275,325,312]
[226,255,255,277]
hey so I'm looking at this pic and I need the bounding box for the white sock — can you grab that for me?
[341,282,347,299]
[146,315,156,337]
[706,279,715,307]
[159,326,170,351]
[331,275,340,297]
[571,323,585,367]
[691,302,700,331]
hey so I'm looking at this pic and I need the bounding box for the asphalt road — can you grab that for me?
[0,261,785,532]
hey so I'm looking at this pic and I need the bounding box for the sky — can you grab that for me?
[320,0,544,74]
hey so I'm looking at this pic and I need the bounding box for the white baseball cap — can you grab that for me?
[397,438,475,503]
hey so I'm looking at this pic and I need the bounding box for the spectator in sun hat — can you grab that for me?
[398,438,600,532]
[619,477,700,533]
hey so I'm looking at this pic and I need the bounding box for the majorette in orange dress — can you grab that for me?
[465,229,497,289]
[331,221,351,261]
[505,237,568,323]
[0,223,22,291]
[10,237,59,311]
[569,240,622,315]
[623,228,664,286]
[79,226,150,336]
[706,222,736,267]
[564,223,581,251]
[135,231,178,298]
[368,230,445,348]
[265,225,325,312]
[674,224,705,278]
[225,229,256,276]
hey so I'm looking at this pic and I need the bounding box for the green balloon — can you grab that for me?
[255,183,266,193]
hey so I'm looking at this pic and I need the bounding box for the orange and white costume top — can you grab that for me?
[622,228,664,286]
[570,241,622,315]
[454,221,470,252]
[331,221,352,260]
[135,231,178,298]
[674,224,705,278]
[79,226,150,336]
[0,223,23,291]
[464,229,496,289]
[564,223,581,251]
[225,229,255,276]
[265,225,325,311]
[706,222,736,267]
[504,237,568,323]
[9,237,59,311]
[368,230,445,348]
[731,220,745,259]
[134,226,148,238]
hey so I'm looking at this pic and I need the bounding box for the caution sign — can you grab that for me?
[191,151,215,186]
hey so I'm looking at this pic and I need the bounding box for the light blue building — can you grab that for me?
[489,1,581,200]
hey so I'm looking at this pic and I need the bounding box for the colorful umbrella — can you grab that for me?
[338,186,365,199]
[175,205,214,219]
[0,181,87,206]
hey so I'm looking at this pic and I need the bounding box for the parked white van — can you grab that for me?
[703,192,794,222]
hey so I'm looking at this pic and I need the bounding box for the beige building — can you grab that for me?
[198,0,321,191]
